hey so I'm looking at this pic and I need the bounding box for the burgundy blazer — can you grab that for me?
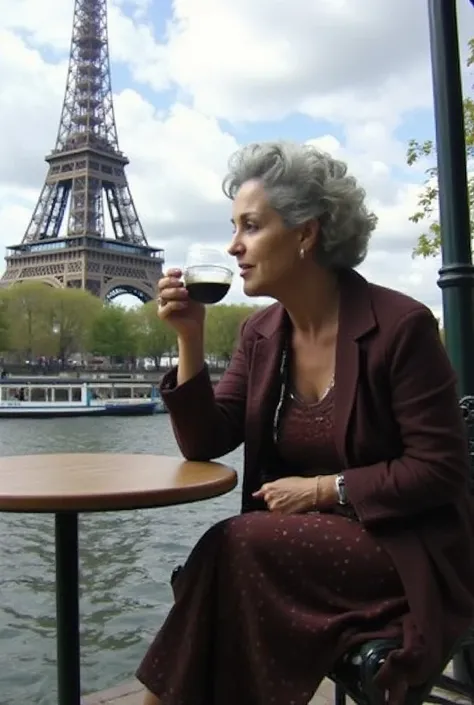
[161,268,474,686]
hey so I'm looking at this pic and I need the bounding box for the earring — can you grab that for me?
[299,247,305,259]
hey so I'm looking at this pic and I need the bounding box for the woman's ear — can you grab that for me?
[299,219,319,253]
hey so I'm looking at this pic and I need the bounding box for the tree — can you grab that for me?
[3,284,102,362]
[133,302,176,368]
[49,288,102,362]
[407,38,474,257]
[89,304,137,361]
[5,282,57,359]
[0,290,11,353]
[205,304,257,364]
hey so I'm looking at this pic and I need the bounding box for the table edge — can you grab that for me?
[0,471,238,513]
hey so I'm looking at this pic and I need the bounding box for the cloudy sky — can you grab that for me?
[0,0,472,315]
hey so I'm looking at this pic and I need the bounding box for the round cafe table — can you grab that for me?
[0,453,237,705]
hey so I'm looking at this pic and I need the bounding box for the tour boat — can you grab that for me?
[0,380,167,418]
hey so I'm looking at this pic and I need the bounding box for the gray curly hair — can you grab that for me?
[222,140,377,269]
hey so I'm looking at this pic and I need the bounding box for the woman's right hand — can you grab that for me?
[157,268,205,338]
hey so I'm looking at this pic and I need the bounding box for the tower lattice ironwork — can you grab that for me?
[1,0,163,301]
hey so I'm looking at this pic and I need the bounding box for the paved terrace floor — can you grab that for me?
[83,665,471,705]
[83,678,337,705]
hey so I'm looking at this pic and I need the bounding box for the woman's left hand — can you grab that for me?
[252,475,337,514]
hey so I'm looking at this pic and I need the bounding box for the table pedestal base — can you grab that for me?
[0,454,236,704]
[55,512,80,705]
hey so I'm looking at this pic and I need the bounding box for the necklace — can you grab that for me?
[289,375,335,406]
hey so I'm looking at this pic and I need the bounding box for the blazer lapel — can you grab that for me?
[334,336,359,467]
[242,305,286,508]
[334,270,377,466]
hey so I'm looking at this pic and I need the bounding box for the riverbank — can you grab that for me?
[0,370,224,384]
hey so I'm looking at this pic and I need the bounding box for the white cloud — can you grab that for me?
[0,30,65,187]
[113,92,239,258]
[0,0,470,317]
[163,0,472,127]
[108,4,169,90]
[0,0,72,51]
[165,0,426,125]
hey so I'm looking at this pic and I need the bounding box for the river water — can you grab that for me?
[0,414,243,704]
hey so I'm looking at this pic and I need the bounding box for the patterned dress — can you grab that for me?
[136,385,409,705]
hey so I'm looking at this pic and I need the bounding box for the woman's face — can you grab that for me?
[228,179,316,299]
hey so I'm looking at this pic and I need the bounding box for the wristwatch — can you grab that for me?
[335,474,348,505]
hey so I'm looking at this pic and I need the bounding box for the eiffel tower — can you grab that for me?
[1,0,164,302]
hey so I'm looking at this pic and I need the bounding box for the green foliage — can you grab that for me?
[407,39,474,258]
[90,304,137,361]
[50,288,102,361]
[0,282,261,365]
[133,301,177,367]
[4,282,56,358]
[0,290,10,353]
[1,283,102,360]
[205,304,257,362]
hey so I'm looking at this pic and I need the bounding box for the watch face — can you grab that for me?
[336,475,346,504]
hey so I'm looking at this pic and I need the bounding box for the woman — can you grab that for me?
[136,141,474,705]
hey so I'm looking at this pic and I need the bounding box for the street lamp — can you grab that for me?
[427,0,474,685]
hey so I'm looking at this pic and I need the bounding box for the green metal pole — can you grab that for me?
[427,0,474,686]
[428,0,474,392]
